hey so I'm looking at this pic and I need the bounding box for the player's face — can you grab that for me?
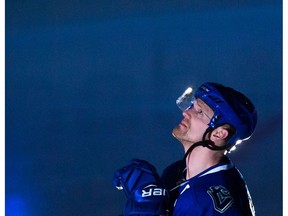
[172,98,214,144]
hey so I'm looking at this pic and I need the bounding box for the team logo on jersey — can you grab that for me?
[207,185,234,213]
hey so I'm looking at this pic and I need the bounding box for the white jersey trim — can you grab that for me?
[199,163,234,177]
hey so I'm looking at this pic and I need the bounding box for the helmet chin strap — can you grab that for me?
[183,127,227,161]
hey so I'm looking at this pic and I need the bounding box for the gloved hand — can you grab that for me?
[113,159,169,216]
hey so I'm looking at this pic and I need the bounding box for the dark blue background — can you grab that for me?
[6,1,282,215]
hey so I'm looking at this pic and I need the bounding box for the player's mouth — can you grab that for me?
[179,120,188,128]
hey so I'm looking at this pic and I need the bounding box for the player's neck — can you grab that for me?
[185,146,225,180]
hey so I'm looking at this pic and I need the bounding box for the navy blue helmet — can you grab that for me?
[194,82,257,148]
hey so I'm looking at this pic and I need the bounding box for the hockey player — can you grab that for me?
[114,82,257,215]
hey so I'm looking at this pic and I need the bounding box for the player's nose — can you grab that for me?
[183,109,192,118]
[183,106,197,119]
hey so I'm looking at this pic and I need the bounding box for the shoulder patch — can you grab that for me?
[207,185,234,213]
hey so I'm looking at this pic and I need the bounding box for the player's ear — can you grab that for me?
[211,126,229,141]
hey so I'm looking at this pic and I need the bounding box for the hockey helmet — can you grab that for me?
[177,82,257,149]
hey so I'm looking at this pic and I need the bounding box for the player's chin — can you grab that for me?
[172,129,178,139]
[172,127,184,140]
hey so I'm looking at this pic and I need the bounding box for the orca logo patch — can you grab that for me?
[207,185,234,213]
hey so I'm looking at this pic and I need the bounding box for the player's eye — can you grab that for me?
[197,110,204,115]
[195,107,204,115]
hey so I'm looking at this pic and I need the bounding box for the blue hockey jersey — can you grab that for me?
[172,159,255,216]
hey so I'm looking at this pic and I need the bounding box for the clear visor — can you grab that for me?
[176,87,195,111]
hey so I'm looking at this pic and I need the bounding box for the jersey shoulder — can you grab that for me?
[174,162,255,216]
